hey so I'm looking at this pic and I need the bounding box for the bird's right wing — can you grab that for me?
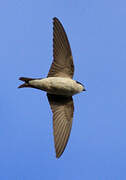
[47,17,74,78]
[47,93,74,158]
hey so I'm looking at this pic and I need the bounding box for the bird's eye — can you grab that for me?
[76,81,84,86]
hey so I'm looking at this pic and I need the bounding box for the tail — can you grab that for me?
[18,77,36,88]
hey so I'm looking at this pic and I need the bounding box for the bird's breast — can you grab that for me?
[29,77,83,96]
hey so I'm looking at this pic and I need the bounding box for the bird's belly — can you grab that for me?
[30,77,82,96]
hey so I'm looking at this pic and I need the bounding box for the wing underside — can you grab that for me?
[47,17,74,78]
[47,93,74,158]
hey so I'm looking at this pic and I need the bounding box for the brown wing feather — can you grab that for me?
[47,17,74,78]
[47,93,74,158]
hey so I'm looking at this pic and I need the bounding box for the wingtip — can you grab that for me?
[56,154,61,159]
[53,17,58,20]
[53,17,60,23]
[55,150,64,159]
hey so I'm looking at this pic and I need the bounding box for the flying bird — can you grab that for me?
[18,17,86,158]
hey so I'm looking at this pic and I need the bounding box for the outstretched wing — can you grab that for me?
[47,93,74,158]
[47,17,74,78]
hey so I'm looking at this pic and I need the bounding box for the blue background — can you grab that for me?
[1,0,126,179]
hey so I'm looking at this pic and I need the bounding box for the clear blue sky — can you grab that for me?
[1,0,126,179]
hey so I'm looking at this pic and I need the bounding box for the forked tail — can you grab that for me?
[18,77,35,88]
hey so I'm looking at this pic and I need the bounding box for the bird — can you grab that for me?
[18,17,86,158]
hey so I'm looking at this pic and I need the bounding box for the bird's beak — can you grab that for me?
[83,88,86,91]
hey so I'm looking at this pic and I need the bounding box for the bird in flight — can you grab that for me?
[18,17,86,158]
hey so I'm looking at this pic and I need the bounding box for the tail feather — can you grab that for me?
[18,83,30,88]
[18,77,35,89]
[19,77,35,83]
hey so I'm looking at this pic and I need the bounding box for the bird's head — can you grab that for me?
[76,81,86,91]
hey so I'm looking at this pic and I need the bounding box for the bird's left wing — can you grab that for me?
[47,93,74,158]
